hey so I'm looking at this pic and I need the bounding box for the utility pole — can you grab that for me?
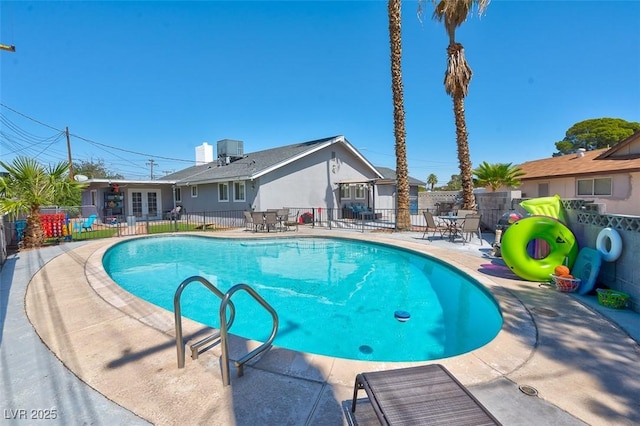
[66,126,74,180]
[146,159,157,180]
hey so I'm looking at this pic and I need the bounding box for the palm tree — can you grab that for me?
[426,173,438,190]
[473,161,525,191]
[431,0,489,210]
[0,156,85,248]
[388,0,411,230]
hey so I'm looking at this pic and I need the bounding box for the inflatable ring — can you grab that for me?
[596,228,622,262]
[500,215,578,282]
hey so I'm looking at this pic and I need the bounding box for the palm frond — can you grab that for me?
[444,43,472,97]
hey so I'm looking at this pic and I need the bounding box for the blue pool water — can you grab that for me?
[102,236,502,362]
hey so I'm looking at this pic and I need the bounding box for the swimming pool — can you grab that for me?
[102,235,502,362]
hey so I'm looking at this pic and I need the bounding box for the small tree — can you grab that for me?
[444,174,461,190]
[73,159,125,179]
[427,173,438,190]
[473,161,524,191]
[0,156,86,248]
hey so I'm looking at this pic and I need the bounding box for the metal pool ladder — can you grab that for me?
[173,276,279,386]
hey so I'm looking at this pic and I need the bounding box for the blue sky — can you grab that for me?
[1,1,639,184]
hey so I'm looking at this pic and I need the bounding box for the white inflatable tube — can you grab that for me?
[596,228,622,262]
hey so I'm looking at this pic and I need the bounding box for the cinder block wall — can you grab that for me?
[475,191,523,231]
[564,201,639,313]
[417,191,460,212]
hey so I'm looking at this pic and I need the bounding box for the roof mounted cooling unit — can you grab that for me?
[217,139,244,160]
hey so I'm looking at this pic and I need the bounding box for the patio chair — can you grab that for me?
[351,364,501,425]
[166,206,183,220]
[15,219,27,243]
[73,214,97,233]
[457,209,477,218]
[458,214,482,245]
[250,211,265,232]
[264,211,279,232]
[422,211,446,241]
[282,211,299,232]
[243,211,255,231]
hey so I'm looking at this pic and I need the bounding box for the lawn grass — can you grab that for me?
[67,228,119,241]
[147,223,204,233]
[43,222,224,244]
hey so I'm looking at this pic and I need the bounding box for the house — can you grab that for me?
[517,131,640,215]
[373,166,424,213]
[80,135,424,221]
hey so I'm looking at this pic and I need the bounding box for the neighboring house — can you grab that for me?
[517,131,640,215]
[80,135,423,221]
[373,166,424,213]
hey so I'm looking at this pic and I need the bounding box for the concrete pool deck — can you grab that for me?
[1,228,639,425]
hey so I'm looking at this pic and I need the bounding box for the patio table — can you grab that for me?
[438,215,464,242]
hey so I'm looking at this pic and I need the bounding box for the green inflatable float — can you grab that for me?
[519,194,567,224]
[501,216,578,282]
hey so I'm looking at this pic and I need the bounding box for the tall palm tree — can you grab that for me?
[431,0,489,210]
[0,156,85,248]
[388,0,411,231]
[473,161,525,191]
[427,173,438,190]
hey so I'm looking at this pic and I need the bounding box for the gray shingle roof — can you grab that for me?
[375,166,425,186]
[164,136,344,185]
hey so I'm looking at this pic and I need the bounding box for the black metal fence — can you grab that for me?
[2,206,509,253]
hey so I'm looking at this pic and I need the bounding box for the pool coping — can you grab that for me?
[85,232,536,386]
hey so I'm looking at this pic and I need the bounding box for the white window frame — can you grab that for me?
[233,181,246,202]
[191,185,198,198]
[577,177,612,196]
[90,190,98,206]
[340,184,351,199]
[355,184,366,200]
[218,183,229,202]
[174,187,182,203]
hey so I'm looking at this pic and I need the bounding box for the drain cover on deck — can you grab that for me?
[519,385,539,397]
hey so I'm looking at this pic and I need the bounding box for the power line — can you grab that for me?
[0,103,195,165]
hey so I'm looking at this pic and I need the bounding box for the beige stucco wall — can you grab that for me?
[519,172,640,215]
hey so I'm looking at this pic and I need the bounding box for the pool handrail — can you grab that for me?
[174,276,236,369]
[219,283,279,386]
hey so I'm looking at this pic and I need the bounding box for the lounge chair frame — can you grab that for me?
[351,364,500,425]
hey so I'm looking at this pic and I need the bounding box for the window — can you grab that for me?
[577,178,611,196]
[340,184,351,199]
[218,183,229,202]
[234,181,246,202]
[538,183,549,197]
[90,190,98,206]
[355,184,366,200]
[174,187,182,203]
[191,185,198,198]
